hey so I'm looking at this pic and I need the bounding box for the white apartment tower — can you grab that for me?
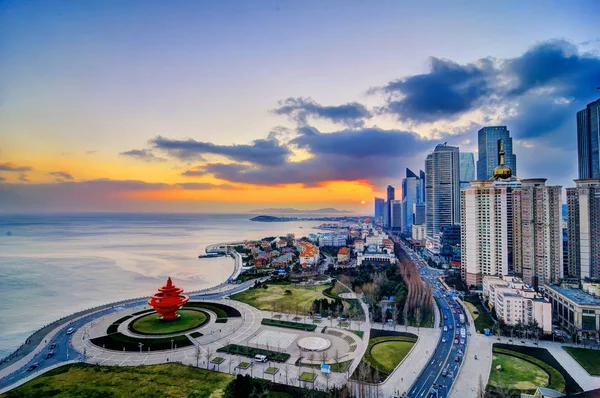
[512,179,563,287]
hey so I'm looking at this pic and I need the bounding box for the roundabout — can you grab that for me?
[128,309,209,335]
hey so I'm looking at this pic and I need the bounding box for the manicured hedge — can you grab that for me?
[106,315,133,335]
[91,333,192,352]
[261,318,317,331]
[184,302,241,318]
[216,344,290,362]
[493,344,582,394]
[132,309,154,316]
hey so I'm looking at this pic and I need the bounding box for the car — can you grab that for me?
[442,337,447,343]
[454,356,459,362]
[45,351,54,359]
[454,338,459,344]
[254,355,268,362]
[449,325,453,330]
[66,327,75,335]
[460,339,465,344]
[27,363,39,371]
[452,310,456,314]
[443,326,448,332]
[442,369,448,377]
[49,343,56,349]
[443,315,447,320]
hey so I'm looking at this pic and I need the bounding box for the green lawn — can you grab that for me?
[265,367,279,374]
[464,296,494,332]
[230,284,327,314]
[299,372,316,382]
[563,346,600,376]
[489,353,548,392]
[129,309,208,335]
[370,341,415,373]
[1,363,233,398]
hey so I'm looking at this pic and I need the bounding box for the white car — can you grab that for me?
[442,337,447,343]
[443,326,448,332]
[66,327,75,335]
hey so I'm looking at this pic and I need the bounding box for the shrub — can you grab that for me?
[261,319,317,331]
[217,344,290,362]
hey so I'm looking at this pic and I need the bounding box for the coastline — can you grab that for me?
[0,241,242,372]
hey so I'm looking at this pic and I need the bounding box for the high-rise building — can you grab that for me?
[420,170,426,204]
[390,199,403,232]
[459,152,475,189]
[386,185,395,229]
[567,179,600,280]
[512,179,563,288]
[413,203,425,225]
[477,126,517,180]
[401,168,423,236]
[577,98,600,179]
[461,146,521,286]
[374,197,385,223]
[425,144,460,254]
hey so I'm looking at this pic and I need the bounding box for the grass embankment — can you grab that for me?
[129,310,208,335]
[261,318,317,331]
[230,283,327,315]
[463,296,494,332]
[489,353,549,392]
[489,347,565,394]
[563,346,600,376]
[216,344,290,362]
[90,332,192,352]
[365,336,417,374]
[184,302,242,318]
[1,363,233,398]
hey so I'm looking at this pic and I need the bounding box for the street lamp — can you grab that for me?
[139,342,144,354]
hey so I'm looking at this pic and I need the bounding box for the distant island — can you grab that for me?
[249,207,353,214]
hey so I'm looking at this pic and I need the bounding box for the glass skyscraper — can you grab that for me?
[476,126,517,180]
[459,152,475,189]
[374,197,385,223]
[401,168,423,236]
[577,98,600,179]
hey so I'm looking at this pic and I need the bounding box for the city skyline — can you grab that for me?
[1,1,600,213]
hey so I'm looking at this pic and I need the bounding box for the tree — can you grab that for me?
[415,307,422,333]
[282,363,291,385]
[194,345,202,368]
[204,346,214,369]
[320,350,329,364]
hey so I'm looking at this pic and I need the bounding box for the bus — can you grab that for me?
[459,313,465,323]
[460,328,466,339]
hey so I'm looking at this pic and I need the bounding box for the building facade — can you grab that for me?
[390,199,403,232]
[374,197,385,224]
[413,203,425,226]
[459,152,475,189]
[425,144,460,254]
[402,168,423,236]
[577,98,600,179]
[385,185,395,229]
[512,179,563,287]
[476,126,517,180]
[545,284,600,340]
[567,179,600,280]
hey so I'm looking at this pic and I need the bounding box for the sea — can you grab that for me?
[0,213,326,359]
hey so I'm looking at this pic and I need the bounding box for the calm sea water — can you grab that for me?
[0,213,323,358]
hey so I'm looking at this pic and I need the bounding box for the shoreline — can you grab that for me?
[0,241,242,371]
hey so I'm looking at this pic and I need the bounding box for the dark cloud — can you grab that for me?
[47,171,74,180]
[150,136,291,166]
[377,57,497,123]
[0,176,5,182]
[273,97,371,127]
[86,150,97,155]
[18,174,29,182]
[120,149,167,162]
[0,162,32,172]
[183,126,436,186]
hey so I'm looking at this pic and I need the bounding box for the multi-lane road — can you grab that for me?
[399,242,468,398]
[0,281,257,391]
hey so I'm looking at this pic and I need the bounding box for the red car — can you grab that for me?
[454,338,459,344]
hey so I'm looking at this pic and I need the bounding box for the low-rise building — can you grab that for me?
[544,284,600,340]
[272,252,294,268]
[297,241,320,267]
[319,233,347,247]
[276,239,288,248]
[365,234,385,246]
[353,239,365,252]
[357,250,397,267]
[483,276,552,333]
[337,247,350,263]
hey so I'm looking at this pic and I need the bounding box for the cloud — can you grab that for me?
[47,171,74,181]
[18,174,29,182]
[0,162,32,172]
[272,97,371,127]
[86,150,97,155]
[120,149,167,162]
[183,125,436,186]
[175,182,237,190]
[376,57,497,123]
[150,135,291,166]
[0,176,5,182]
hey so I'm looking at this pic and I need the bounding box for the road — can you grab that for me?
[398,240,468,398]
[0,280,258,391]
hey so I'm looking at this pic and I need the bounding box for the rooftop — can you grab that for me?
[545,285,600,306]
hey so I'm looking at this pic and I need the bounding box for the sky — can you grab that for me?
[1,0,599,213]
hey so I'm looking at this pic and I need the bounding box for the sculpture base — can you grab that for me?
[159,314,181,322]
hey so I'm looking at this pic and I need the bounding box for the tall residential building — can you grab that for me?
[413,203,425,225]
[461,146,521,286]
[577,98,600,179]
[425,144,460,254]
[401,168,423,236]
[459,152,475,189]
[390,199,403,231]
[420,170,426,205]
[374,197,385,223]
[385,185,395,229]
[477,126,517,180]
[567,179,600,280]
[512,179,563,288]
